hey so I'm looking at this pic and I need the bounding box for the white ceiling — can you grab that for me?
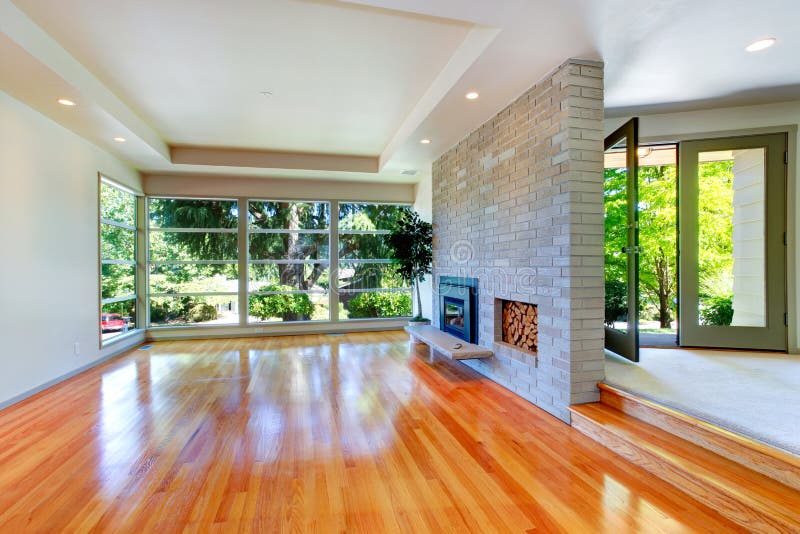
[3,0,800,183]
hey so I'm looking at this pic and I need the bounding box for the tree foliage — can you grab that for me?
[347,291,412,319]
[248,285,314,322]
[604,158,735,328]
[145,200,413,321]
[387,211,432,320]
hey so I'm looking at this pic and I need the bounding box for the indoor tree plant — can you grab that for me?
[388,211,433,325]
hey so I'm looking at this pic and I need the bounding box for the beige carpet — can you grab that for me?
[604,348,800,456]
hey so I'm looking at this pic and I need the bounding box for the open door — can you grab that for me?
[604,118,640,362]
[678,133,787,350]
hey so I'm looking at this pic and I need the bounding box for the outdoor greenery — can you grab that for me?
[187,303,218,323]
[98,193,437,325]
[338,203,413,319]
[347,291,412,319]
[249,285,315,322]
[387,211,433,320]
[109,199,417,324]
[100,182,137,337]
[699,294,734,326]
[604,158,735,328]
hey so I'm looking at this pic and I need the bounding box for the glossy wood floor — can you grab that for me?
[0,331,748,533]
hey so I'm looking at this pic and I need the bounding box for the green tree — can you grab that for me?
[638,165,677,328]
[387,211,432,320]
[100,183,136,306]
[604,165,678,328]
[604,159,734,328]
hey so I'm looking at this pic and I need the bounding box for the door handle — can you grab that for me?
[621,246,641,254]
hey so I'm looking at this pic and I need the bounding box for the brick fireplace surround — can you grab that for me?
[432,58,605,422]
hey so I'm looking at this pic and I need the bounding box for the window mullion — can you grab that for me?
[330,200,339,323]
[238,197,248,328]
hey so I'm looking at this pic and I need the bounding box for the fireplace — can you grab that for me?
[439,277,478,343]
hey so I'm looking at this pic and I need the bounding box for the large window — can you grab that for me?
[248,201,330,322]
[147,198,239,326]
[100,179,138,344]
[144,197,414,327]
[338,203,412,319]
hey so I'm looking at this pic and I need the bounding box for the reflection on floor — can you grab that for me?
[0,331,743,531]
[605,347,800,455]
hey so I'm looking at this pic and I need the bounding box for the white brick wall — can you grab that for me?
[432,58,605,422]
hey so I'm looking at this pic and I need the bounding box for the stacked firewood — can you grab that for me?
[502,300,538,351]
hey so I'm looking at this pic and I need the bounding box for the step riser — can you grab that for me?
[600,387,800,492]
[571,411,797,533]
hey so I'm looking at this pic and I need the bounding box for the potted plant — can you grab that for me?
[388,211,433,326]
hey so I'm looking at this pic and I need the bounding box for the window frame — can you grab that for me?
[337,201,413,320]
[146,196,241,328]
[98,175,140,348]
[246,199,332,324]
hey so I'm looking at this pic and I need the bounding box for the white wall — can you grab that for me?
[413,173,433,320]
[0,91,143,407]
[606,99,800,352]
[731,149,766,327]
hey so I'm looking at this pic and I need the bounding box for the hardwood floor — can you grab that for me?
[0,331,748,533]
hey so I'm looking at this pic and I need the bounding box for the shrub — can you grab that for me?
[700,294,733,326]
[187,303,218,323]
[347,291,411,319]
[249,285,314,322]
[149,296,186,323]
[604,279,627,326]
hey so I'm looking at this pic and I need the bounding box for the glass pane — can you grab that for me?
[249,233,329,260]
[149,264,238,294]
[100,183,135,225]
[149,198,238,229]
[101,298,136,340]
[338,203,411,231]
[637,146,678,339]
[337,262,407,291]
[101,264,135,299]
[697,149,766,327]
[149,295,239,327]
[248,201,329,230]
[338,233,392,260]
[340,290,412,319]
[149,232,238,261]
[603,138,629,333]
[248,293,329,323]
[249,264,329,293]
[101,224,135,261]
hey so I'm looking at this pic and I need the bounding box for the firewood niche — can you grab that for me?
[501,300,538,353]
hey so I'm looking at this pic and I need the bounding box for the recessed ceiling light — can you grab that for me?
[465,91,479,100]
[746,37,776,52]
[57,98,76,107]
[420,138,431,144]
[113,137,126,143]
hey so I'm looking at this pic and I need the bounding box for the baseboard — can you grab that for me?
[0,337,143,412]
[145,321,410,341]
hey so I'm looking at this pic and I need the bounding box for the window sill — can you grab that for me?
[100,329,143,350]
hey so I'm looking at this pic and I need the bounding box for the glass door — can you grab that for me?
[678,134,787,350]
[604,118,640,362]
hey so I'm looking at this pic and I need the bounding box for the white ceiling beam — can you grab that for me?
[169,146,379,173]
[378,25,500,170]
[0,0,169,161]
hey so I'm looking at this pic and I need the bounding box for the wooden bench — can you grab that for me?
[404,325,493,362]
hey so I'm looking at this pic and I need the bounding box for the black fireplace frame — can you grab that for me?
[439,276,478,343]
